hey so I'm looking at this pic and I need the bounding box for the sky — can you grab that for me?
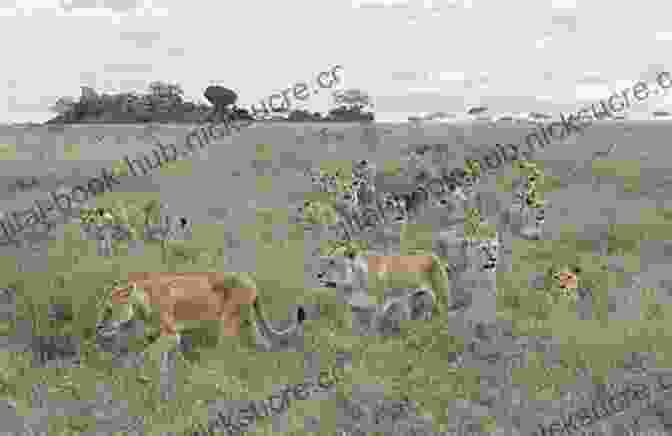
[2,0,672,123]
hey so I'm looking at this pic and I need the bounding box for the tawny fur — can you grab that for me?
[110,272,257,338]
[366,255,437,275]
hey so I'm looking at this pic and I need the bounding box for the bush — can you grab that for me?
[47,83,205,124]
[327,106,375,122]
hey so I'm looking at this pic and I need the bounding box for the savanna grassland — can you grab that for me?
[0,121,671,435]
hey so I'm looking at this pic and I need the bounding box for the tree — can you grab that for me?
[148,81,184,99]
[467,106,488,116]
[528,111,552,120]
[288,109,319,122]
[204,86,237,107]
[203,86,238,123]
[49,96,77,115]
[80,86,98,102]
[231,106,254,120]
[332,88,374,112]
[329,89,375,121]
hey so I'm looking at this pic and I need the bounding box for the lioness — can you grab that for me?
[316,251,451,314]
[100,271,305,359]
[367,253,451,312]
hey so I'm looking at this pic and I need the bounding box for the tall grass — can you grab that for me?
[1,157,670,435]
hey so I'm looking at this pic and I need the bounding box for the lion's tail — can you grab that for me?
[428,254,451,314]
[252,297,305,346]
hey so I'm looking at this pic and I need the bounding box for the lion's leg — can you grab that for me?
[145,302,180,362]
[127,284,152,320]
[220,306,242,337]
[426,255,451,314]
[209,272,258,345]
[214,272,258,303]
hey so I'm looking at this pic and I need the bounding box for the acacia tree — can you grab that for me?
[203,86,238,123]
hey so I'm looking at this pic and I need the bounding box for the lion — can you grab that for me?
[98,271,305,359]
[315,250,451,315]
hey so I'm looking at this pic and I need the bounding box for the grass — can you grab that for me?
[0,143,17,160]
[380,159,405,177]
[62,143,80,160]
[495,159,564,194]
[256,175,275,193]
[255,143,274,161]
[493,206,672,401]
[590,158,642,193]
[3,143,672,435]
[0,184,466,433]
[157,157,193,177]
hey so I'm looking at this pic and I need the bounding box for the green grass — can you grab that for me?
[3,149,672,435]
[380,159,405,176]
[495,159,564,194]
[255,175,275,193]
[62,143,80,160]
[255,143,274,161]
[157,157,193,177]
[0,143,17,160]
[9,222,657,435]
[590,158,642,193]
[493,209,672,402]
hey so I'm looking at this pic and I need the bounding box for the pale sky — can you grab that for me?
[3,0,672,123]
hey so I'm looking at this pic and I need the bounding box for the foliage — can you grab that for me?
[514,160,546,209]
[231,106,254,120]
[322,238,369,257]
[525,188,545,209]
[49,83,376,124]
[79,207,115,225]
[49,96,77,115]
[327,106,375,122]
[328,88,375,121]
[332,89,373,110]
[463,207,496,241]
[47,83,209,124]
[141,199,163,226]
[79,199,169,243]
[300,200,338,226]
[517,160,544,181]
[287,109,323,122]
[148,81,184,100]
[464,158,482,179]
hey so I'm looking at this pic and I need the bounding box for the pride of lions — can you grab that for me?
[97,158,501,356]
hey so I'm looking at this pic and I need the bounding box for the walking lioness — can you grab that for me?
[316,251,452,314]
[99,271,305,358]
[367,253,451,313]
